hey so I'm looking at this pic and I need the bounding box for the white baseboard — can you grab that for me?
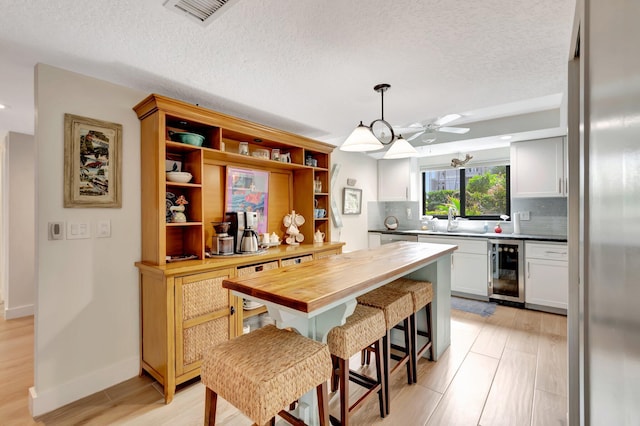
[4,303,34,319]
[29,355,139,417]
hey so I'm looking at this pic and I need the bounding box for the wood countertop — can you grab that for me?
[223,241,457,314]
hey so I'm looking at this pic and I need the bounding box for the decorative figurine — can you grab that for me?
[170,195,189,223]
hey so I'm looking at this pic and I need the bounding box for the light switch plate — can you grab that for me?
[520,211,531,221]
[66,221,91,239]
[97,220,111,238]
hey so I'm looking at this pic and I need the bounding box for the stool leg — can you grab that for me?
[331,355,340,392]
[382,332,391,415]
[316,381,330,426]
[338,357,349,425]
[403,317,414,385]
[410,313,418,384]
[426,303,434,360]
[204,387,217,426]
[373,337,386,419]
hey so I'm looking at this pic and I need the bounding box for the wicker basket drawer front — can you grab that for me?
[183,316,229,365]
[182,275,229,321]
[281,254,314,267]
[237,260,279,277]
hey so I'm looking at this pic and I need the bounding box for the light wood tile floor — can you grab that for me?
[1,304,567,425]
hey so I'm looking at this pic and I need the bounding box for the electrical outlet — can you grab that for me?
[520,211,530,221]
[406,208,412,219]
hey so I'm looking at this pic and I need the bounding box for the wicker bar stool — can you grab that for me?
[356,286,414,415]
[201,325,332,426]
[384,278,434,383]
[327,304,387,425]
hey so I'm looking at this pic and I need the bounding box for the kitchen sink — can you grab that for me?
[401,229,488,235]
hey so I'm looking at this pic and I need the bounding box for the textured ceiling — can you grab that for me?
[0,0,576,152]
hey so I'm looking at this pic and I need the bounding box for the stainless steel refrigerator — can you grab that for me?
[569,1,640,424]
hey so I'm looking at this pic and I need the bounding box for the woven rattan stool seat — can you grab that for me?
[328,304,386,359]
[356,286,413,328]
[201,325,332,425]
[384,278,433,311]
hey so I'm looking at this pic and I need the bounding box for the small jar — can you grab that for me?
[271,148,280,161]
[238,142,249,155]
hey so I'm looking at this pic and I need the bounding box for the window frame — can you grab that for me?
[421,165,511,221]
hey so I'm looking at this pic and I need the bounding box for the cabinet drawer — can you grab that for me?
[281,254,314,267]
[316,249,340,260]
[419,236,487,254]
[237,260,280,276]
[525,242,568,261]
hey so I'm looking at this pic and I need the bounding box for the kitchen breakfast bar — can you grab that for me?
[221,241,457,424]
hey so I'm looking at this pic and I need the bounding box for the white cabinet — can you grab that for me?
[511,137,567,197]
[525,242,568,312]
[368,232,381,249]
[378,157,418,201]
[418,236,489,298]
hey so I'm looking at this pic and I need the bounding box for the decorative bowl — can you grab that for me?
[168,131,205,147]
[166,171,193,183]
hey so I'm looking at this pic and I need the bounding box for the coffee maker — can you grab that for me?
[225,211,260,253]
[211,222,235,256]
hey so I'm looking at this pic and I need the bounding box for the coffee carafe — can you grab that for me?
[240,228,259,253]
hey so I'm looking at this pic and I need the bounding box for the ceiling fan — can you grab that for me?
[393,114,470,144]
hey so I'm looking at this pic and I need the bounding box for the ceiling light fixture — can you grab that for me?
[340,84,418,159]
[0,104,6,109]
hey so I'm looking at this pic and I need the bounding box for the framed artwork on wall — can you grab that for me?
[64,113,122,208]
[225,167,269,234]
[342,187,362,215]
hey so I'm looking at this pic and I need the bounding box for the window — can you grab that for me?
[422,165,510,219]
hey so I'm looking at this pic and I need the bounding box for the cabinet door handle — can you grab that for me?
[230,306,235,315]
[558,178,562,194]
[255,265,264,272]
[405,187,408,199]
[527,261,530,279]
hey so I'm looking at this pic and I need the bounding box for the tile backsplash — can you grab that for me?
[368,197,567,237]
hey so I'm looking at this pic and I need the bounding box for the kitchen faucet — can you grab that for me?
[447,206,459,231]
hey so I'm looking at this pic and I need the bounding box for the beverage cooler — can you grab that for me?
[489,239,524,304]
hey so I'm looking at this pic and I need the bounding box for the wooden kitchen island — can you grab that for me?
[222,241,456,425]
[223,241,457,360]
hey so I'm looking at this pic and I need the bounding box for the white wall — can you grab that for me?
[330,150,377,252]
[5,132,35,318]
[0,129,7,306]
[30,64,145,416]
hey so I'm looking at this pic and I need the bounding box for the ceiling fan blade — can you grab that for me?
[433,113,462,126]
[393,127,424,135]
[438,126,470,134]
[405,131,426,142]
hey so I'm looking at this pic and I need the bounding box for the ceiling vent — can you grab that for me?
[163,0,239,27]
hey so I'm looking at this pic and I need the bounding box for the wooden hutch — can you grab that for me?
[133,94,343,403]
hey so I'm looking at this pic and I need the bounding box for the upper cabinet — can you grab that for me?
[378,157,419,201]
[510,137,567,198]
[133,94,335,266]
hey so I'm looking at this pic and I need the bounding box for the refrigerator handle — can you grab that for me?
[527,261,530,279]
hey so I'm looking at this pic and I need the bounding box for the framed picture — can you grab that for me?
[342,187,362,215]
[64,114,122,208]
[225,167,269,234]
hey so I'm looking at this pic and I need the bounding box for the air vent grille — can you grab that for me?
[163,0,239,27]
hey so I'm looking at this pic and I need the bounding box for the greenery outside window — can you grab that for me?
[422,165,510,220]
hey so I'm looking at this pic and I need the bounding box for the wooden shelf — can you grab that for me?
[243,305,268,319]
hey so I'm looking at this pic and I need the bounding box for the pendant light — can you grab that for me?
[340,83,418,159]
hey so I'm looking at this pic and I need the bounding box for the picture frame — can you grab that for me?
[342,187,362,215]
[225,167,269,234]
[64,114,122,208]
